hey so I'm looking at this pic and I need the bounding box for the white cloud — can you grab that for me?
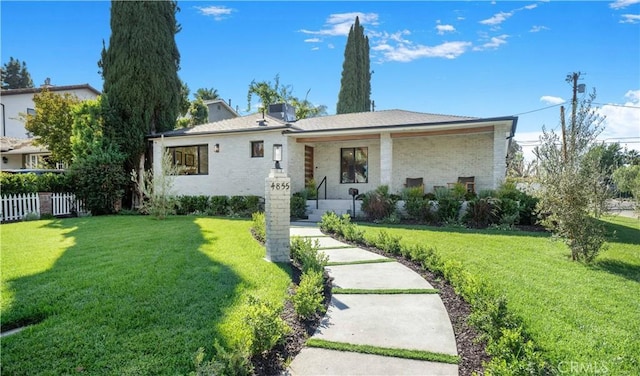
[328,43,335,49]
[299,12,379,36]
[620,14,640,23]
[380,41,472,62]
[304,38,321,43]
[480,11,513,26]
[311,47,320,51]
[436,24,456,35]
[540,96,565,105]
[530,25,550,32]
[195,5,234,21]
[473,34,509,51]
[610,0,640,9]
[524,4,538,10]
[598,90,640,142]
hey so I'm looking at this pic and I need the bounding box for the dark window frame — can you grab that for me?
[251,140,264,158]
[340,147,368,184]
[166,144,209,175]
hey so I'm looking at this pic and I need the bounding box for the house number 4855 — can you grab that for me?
[271,182,290,191]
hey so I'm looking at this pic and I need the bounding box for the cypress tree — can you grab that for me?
[100,0,181,172]
[337,17,371,114]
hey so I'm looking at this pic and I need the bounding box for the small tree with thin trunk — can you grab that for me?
[535,73,608,263]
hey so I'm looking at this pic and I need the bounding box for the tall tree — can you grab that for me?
[195,87,220,101]
[246,75,325,119]
[1,57,34,89]
[24,89,80,165]
[336,17,371,114]
[534,72,608,262]
[100,0,181,177]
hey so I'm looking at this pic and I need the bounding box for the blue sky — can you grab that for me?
[2,1,639,158]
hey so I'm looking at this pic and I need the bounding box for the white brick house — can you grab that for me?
[150,105,517,203]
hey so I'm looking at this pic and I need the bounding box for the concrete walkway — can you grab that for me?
[287,223,459,376]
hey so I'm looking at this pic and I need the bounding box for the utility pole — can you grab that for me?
[560,105,567,163]
[565,72,582,162]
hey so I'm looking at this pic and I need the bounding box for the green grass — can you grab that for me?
[359,216,640,374]
[306,338,460,364]
[1,216,291,375]
[326,258,395,266]
[332,288,439,294]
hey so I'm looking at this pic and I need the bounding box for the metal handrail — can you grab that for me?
[316,176,327,209]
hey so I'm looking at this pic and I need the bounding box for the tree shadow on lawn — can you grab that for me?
[592,218,640,283]
[0,216,249,375]
[601,217,640,246]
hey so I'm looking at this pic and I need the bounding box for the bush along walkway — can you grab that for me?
[287,223,460,375]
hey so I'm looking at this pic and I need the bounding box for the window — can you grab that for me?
[340,147,368,183]
[251,141,264,157]
[166,145,208,175]
[27,108,36,116]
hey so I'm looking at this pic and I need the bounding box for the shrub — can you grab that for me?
[291,192,308,219]
[0,172,72,195]
[243,296,291,355]
[209,196,229,216]
[290,236,327,273]
[360,185,398,221]
[372,230,403,255]
[229,196,262,217]
[69,145,127,215]
[402,186,429,220]
[320,211,342,234]
[465,197,500,228]
[177,195,210,215]
[251,212,266,243]
[304,179,317,199]
[434,188,462,224]
[292,270,326,320]
[190,342,252,376]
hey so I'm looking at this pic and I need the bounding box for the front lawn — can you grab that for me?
[1,216,291,375]
[359,216,639,374]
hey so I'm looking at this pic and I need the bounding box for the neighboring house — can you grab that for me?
[0,81,100,169]
[1,137,50,169]
[203,99,239,123]
[150,105,517,204]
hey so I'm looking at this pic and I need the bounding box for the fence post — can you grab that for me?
[38,192,53,218]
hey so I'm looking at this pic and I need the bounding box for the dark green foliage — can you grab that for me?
[191,343,253,376]
[176,195,210,215]
[290,237,328,274]
[251,212,265,243]
[188,98,209,126]
[100,0,181,173]
[336,17,371,114]
[292,270,325,320]
[435,188,464,223]
[229,195,261,216]
[291,192,308,219]
[402,186,436,222]
[0,172,72,195]
[1,57,34,89]
[243,296,291,355]
[372,230,403,255]
[71,97,104,161]
[69,146,127,215]
[209,196,230,216]
[195,87,220,101]
[464,197,500,228]
[360,185,398,221]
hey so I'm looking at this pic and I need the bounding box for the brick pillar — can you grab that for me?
[264,169,291,263]
[380,132,393,187]
[38,192,52,217]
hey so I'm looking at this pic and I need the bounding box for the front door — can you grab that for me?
[304,145,314,184]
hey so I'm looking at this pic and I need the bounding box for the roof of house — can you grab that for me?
[0,137,48,154]
[0,84,101,96]
[154,112,290,138]
[151,109,518,139]
[203,99,240,117]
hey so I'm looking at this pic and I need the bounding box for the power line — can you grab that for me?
[592,102,640,109]
[512,103,563,116]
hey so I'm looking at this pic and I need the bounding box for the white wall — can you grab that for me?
[1,88,99,138]
[153,130,289,197]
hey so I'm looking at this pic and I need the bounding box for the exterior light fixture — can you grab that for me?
[2,156,7,164]
[273,144,283,169]
[214,143,220,153]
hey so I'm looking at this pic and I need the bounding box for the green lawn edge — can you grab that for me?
[306,338,460,365]
[332,288,439,294]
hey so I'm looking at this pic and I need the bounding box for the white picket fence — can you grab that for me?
[1,192,87,222]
